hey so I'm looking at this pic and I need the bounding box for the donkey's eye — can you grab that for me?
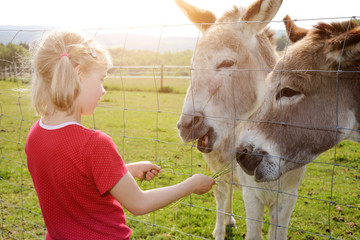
[216,60,235,69]
[276,87,300,100]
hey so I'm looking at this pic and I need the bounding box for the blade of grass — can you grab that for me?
[170,160,235,208]
[212,160,234,179]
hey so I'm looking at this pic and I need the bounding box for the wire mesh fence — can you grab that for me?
[0,15,360,240]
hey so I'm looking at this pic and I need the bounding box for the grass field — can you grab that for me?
[0,77,359,240]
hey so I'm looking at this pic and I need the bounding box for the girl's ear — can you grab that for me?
[74,65,83,81]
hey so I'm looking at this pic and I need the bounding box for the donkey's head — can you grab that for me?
[176,0,281,153]
[236,17,360,182]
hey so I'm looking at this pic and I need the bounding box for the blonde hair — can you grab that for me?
[31,30,112,116]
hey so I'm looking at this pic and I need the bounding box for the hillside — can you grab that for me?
[0,25,285,53]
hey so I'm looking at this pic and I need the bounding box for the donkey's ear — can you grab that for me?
[283,15,309,43]
[325,25,360,65]
[175,0,216,33]
[242,0,282,34]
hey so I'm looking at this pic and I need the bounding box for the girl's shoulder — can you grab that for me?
[61,123,113,146]
[86,129,115,147]
[28,119,115,147]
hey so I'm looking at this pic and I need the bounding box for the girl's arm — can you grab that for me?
[109,172,214,216]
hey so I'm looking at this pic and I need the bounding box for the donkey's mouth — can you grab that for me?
[197,127,216,153]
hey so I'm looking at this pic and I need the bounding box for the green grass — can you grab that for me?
[1,79,359,239]
[103,76,190,94]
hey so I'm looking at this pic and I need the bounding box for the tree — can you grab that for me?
[0,43,29,68]
[276,35,288,52]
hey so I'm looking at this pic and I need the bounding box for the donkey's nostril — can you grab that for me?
[236,145,253,165]
[178,112,204,130]
[192,116,201,126]
[176,121,182,130]
[236,145,264,176]
[236,145,253,156]
[236,151,244,163]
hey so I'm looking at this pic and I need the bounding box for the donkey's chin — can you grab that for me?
[197,127,216,153]
[253,158,282,182]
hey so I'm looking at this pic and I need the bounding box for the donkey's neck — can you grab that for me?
[345,76,360,142]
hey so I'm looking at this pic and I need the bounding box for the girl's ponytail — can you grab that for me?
[51,53,80,113]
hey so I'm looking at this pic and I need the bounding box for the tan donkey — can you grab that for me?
[175,0,305,239]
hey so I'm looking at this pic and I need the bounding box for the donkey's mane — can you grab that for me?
[217,6,246,23]
[313,20,357,40]
[308,20,360,71]
[215,5,275,43]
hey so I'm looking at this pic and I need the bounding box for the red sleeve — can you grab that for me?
[85,131,128,195]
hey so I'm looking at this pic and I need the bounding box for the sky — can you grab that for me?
[1,0,359,37]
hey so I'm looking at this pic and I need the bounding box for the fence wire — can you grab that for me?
[1,16,360,240]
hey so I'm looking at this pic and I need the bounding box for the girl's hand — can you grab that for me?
[189,174,215,195]
[126,161,161,181]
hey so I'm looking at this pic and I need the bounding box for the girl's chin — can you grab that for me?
[81,110,95,116]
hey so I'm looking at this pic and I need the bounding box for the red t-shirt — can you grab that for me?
[25,120,131,240]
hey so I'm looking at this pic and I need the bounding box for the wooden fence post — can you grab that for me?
[9,65,13,81]
[161,64,164,90]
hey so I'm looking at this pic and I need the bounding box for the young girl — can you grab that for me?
[25,30,215,240]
